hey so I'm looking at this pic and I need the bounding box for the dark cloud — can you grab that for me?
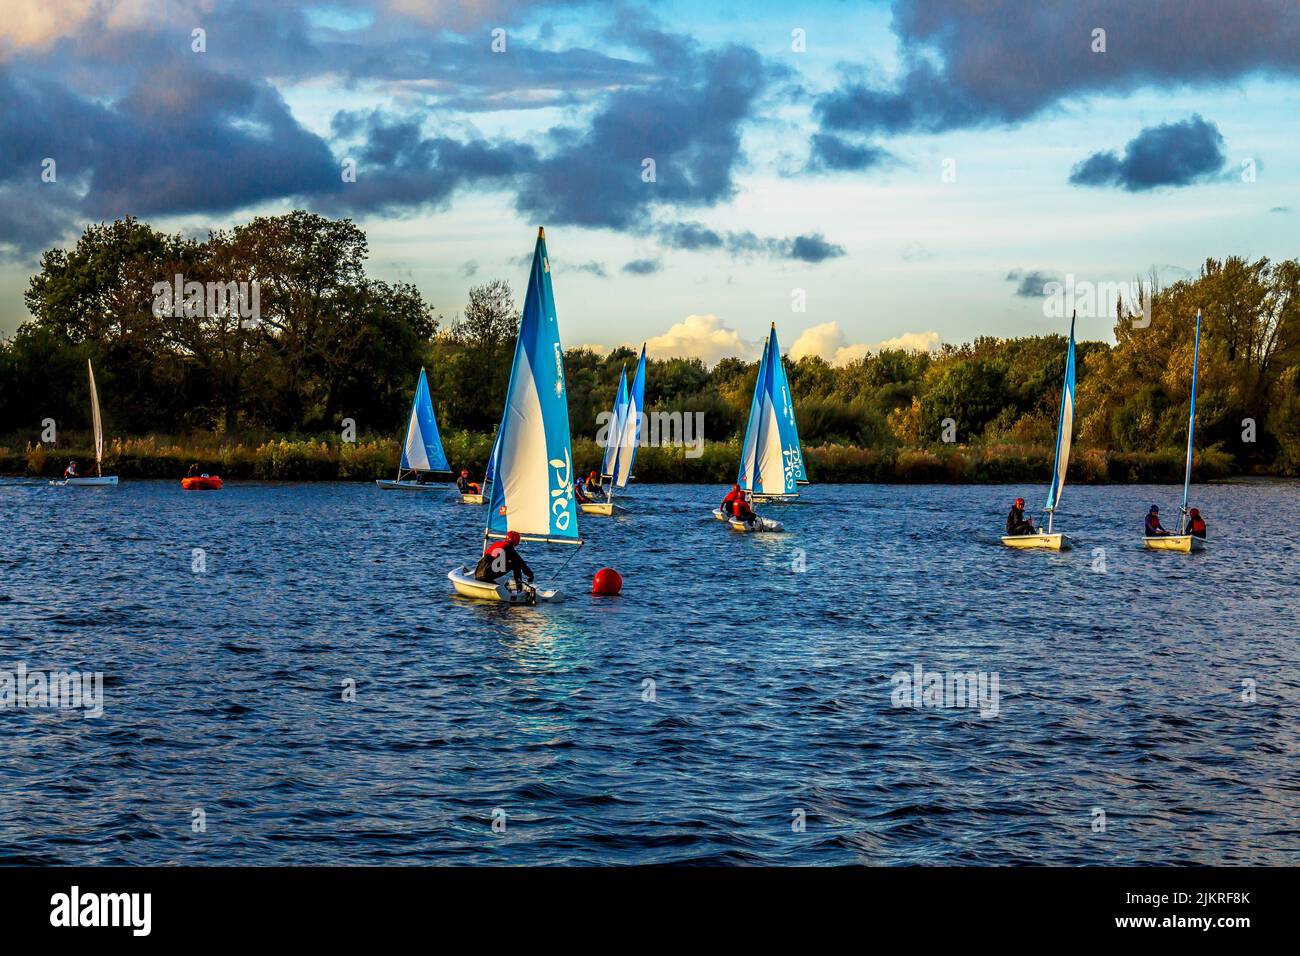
[1068,116,1225,191]
[655,222,843,263]
[1006,269,1059,298]
[786,234,845,263]
[806,134,892,172]
[570,260,608,278]
[814,0,1300,136]
[622,258,662,275]
[0,61,339,254]
[324,110,534,214]
[657,221,724,251]
[512,41,776,229]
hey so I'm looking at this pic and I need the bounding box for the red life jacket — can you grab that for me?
[484,540,509,559]
[1189,515,1206,533]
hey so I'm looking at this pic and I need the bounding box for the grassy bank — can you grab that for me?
[0,431,1240,484]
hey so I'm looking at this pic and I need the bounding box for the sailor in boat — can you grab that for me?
[731,491,759,525]
[719,483,743,514]
[187,462,200,478]
[585,470,603,496]
[1144,505,1170,537]
[1005,497,1036,536]
[1187,507,1207,539]
[474,530,534,590]
[62,460,78,481]
[573,474,593,504]
[455,469,481,495]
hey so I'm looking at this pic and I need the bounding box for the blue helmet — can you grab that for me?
[1149,505,1159,513]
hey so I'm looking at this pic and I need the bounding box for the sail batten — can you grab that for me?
[485,230,581,543]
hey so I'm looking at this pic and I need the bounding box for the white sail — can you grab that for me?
[88,359,104,472]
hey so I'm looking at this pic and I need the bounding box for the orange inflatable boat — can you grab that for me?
[181,476,223,491]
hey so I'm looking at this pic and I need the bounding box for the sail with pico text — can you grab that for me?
[484,229,582,545]
[738,325,800,499]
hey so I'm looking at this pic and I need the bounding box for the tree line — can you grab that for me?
[2,212,1298,477]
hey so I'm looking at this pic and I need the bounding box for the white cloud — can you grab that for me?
[789,322,940,365]
[644,314,759,365]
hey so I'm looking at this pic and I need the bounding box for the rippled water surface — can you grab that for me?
[1,478,1296,865]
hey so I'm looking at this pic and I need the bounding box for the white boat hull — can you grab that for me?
[751,494,798,503]
[460,493,486,505]
[1144,535,1206,553]
[447,566,560,604]
[1000,532,1068,550]
[712,508,727,521]
[375,479,442,491]
[50,476,119,486]
[728,516,784,533]
[579,501,625,516]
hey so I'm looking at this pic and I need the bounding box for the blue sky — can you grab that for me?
[1,0,1297,361]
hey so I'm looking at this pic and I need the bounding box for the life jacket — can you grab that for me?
[1189,515,1206,534]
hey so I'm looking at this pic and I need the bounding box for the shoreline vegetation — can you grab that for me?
[3,432,1238,483]
[3,213,1298,480]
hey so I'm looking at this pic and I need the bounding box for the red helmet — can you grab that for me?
[506,531,521,546]
[1015,497,1025,508]
[461,469,469,477]
[1189,507,1199,517]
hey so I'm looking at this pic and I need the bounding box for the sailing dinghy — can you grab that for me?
[51,360,118,486]
[376,369,451,490]
[582,344,646,516]
[722,324,797,531]
[448,228,582,603]
[1001,313,1076,550]
[1145,310,1206,553]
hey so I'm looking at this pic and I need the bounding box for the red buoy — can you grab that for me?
[592,567,623,596]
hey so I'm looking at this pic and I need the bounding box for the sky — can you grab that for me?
[1,0,1298,362]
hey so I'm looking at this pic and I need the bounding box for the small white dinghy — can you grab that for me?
[580,500,626,516]
[376,479,440,491]
[376,369,450,491]
[1001,532,1068,550]
[1002,314,1076,551]
[1144,310,1209,555]
[461,493,486,505]
[728,516,784,533]
[52,360,118,486]
[711,508,727,521]
[1144,534,1205,553]
[447,566,561,604]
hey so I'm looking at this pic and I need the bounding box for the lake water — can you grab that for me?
[1,478,1296,865]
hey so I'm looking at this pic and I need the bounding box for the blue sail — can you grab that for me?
[1044,314,1076,514]
[600,367,629,479]
[770,331,807,485]
[1181,310,1202,528]
[399,368,450,473]
[485,228,581,544]
[612,344,647,489]
[739,325,799,496]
